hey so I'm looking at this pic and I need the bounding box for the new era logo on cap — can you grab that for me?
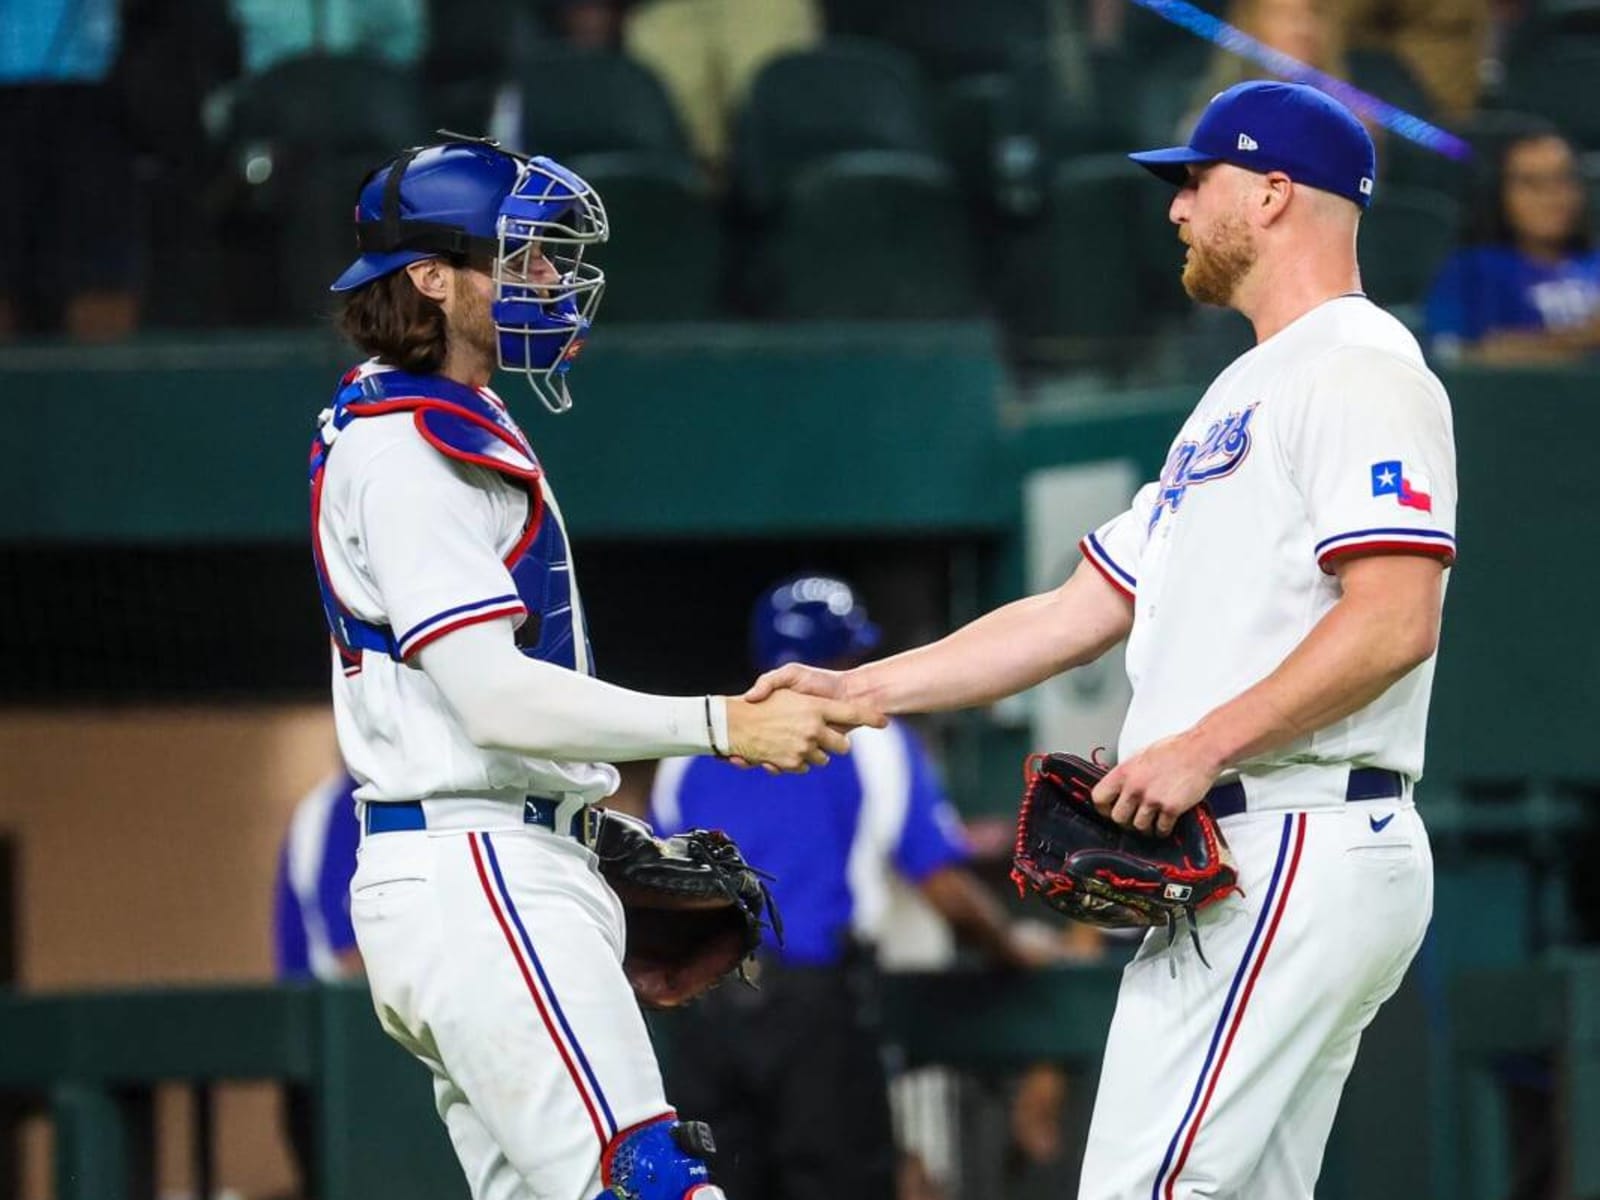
[1237,133,1259,151]
[1359,177,1374,195]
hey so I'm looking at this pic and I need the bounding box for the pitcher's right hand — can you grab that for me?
[723,689,885,772]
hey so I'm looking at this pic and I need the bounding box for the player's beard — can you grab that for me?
[1181,214,1258,307]
[451,271,500,369]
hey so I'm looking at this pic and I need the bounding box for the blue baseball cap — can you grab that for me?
[1129,81,1377,209]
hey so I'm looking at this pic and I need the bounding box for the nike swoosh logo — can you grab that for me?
[1369,813,1396,832]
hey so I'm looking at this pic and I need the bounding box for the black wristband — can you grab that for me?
[704,695,726,757]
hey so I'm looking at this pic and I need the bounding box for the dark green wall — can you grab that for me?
[3,328,1595,786]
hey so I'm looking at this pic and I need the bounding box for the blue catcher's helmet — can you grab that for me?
[751,575,882,673]
[331,133,609,413]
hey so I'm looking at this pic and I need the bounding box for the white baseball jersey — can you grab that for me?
[1080,295,1457,785]
[1071,294,1447,1200]
[316,405,618,805]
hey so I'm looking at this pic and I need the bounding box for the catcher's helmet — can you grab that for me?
[751,575,881,673]
[331,134,609,413]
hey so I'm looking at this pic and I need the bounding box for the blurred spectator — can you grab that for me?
[228,0,427,73]
[649,574,1060,1199]
[1342,0,1489,119]
[1193,0,1349,105]
[273,769,362,1200]
[0,0,141,339]
[623,0,820,172]
[1425,126,1600,365]
[548,0,623,49]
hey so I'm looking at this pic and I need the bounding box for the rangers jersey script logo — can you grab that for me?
[1150,404,1259,531]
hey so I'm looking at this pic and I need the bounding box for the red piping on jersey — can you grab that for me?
[1317,539,1456,573]
[402,602,528,660]
[468,833,610,1150]
[1162,813,1307,1198]
[1079,537,1135,601]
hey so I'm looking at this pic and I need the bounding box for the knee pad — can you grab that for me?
[594,1114,725,1200]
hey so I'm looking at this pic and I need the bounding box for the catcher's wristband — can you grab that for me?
[705,695,731,757]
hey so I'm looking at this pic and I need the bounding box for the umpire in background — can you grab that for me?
[649,574,1055,1200]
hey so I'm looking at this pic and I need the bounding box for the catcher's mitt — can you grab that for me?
[589,809,781,1009]
[1010,753,1240,963]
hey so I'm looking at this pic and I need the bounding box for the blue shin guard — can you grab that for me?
[594,1115,725,1200]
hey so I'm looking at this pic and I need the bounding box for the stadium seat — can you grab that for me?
[519,46,692,165]
[567,153,722,322]
[1089,43,1210,147]
[770,150,980,319]
[1357,186,1460,308]
[1528,0,1600,33]
[215,54,427,324]
[1501,34,1600,150]
[732,39,940,212]
[936,59,1120,218]
[873,0,1052,80]
[995,155,1147,355]
[225,53,423,151]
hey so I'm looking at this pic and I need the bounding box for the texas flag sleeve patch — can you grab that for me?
[1370,460,1433,514]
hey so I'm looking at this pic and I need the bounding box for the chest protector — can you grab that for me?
[309,364,593,676]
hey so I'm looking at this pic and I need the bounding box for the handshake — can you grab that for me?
[721,663,882,773]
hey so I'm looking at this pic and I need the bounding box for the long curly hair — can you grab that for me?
[336,267,451,374]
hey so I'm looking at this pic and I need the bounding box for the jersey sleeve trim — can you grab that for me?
[1314,526,1457,572]
[398,594,528,658]
[1080,532,1137,599]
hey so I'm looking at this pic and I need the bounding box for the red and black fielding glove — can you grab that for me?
[1010,752,1240,963]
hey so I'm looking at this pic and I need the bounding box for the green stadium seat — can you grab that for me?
[1501,34,1600,150]
[519,46,691,164]
[936,59,1123,218]
[771,150,979,319]
[567,153,722,322]
[216,54,428,324]
[226,53,424,151]
[1089,44,1210,147]
[1528,0,1600,33]
[873,0,1051,80]
[995,155,1147,355]
[732,39,940,212]
[1358,186,1460,308]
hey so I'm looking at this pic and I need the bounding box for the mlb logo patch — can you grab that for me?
[1164,883,1194,902]
[1371,460,1432,513]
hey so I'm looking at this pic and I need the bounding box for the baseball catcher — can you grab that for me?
[1011,752,1239,962]
[589,808,781,1009]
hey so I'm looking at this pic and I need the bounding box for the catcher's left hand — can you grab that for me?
[589,809,781,1009]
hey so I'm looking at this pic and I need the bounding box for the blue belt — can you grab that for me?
[363,796,586,837]
[1205,767,1404,820]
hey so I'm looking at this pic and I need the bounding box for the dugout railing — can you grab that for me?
[0,952,1596,1200]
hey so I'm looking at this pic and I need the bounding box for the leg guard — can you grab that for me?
[594,1113,726,1200]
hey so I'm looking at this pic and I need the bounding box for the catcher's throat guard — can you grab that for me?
[590,810,781,1009]
[1010,752,1241,964]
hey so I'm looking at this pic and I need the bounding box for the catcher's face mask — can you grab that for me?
[335,135,608,415]
[492,156,609,415]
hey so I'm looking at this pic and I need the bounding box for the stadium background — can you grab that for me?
[1,0,1598,1197]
